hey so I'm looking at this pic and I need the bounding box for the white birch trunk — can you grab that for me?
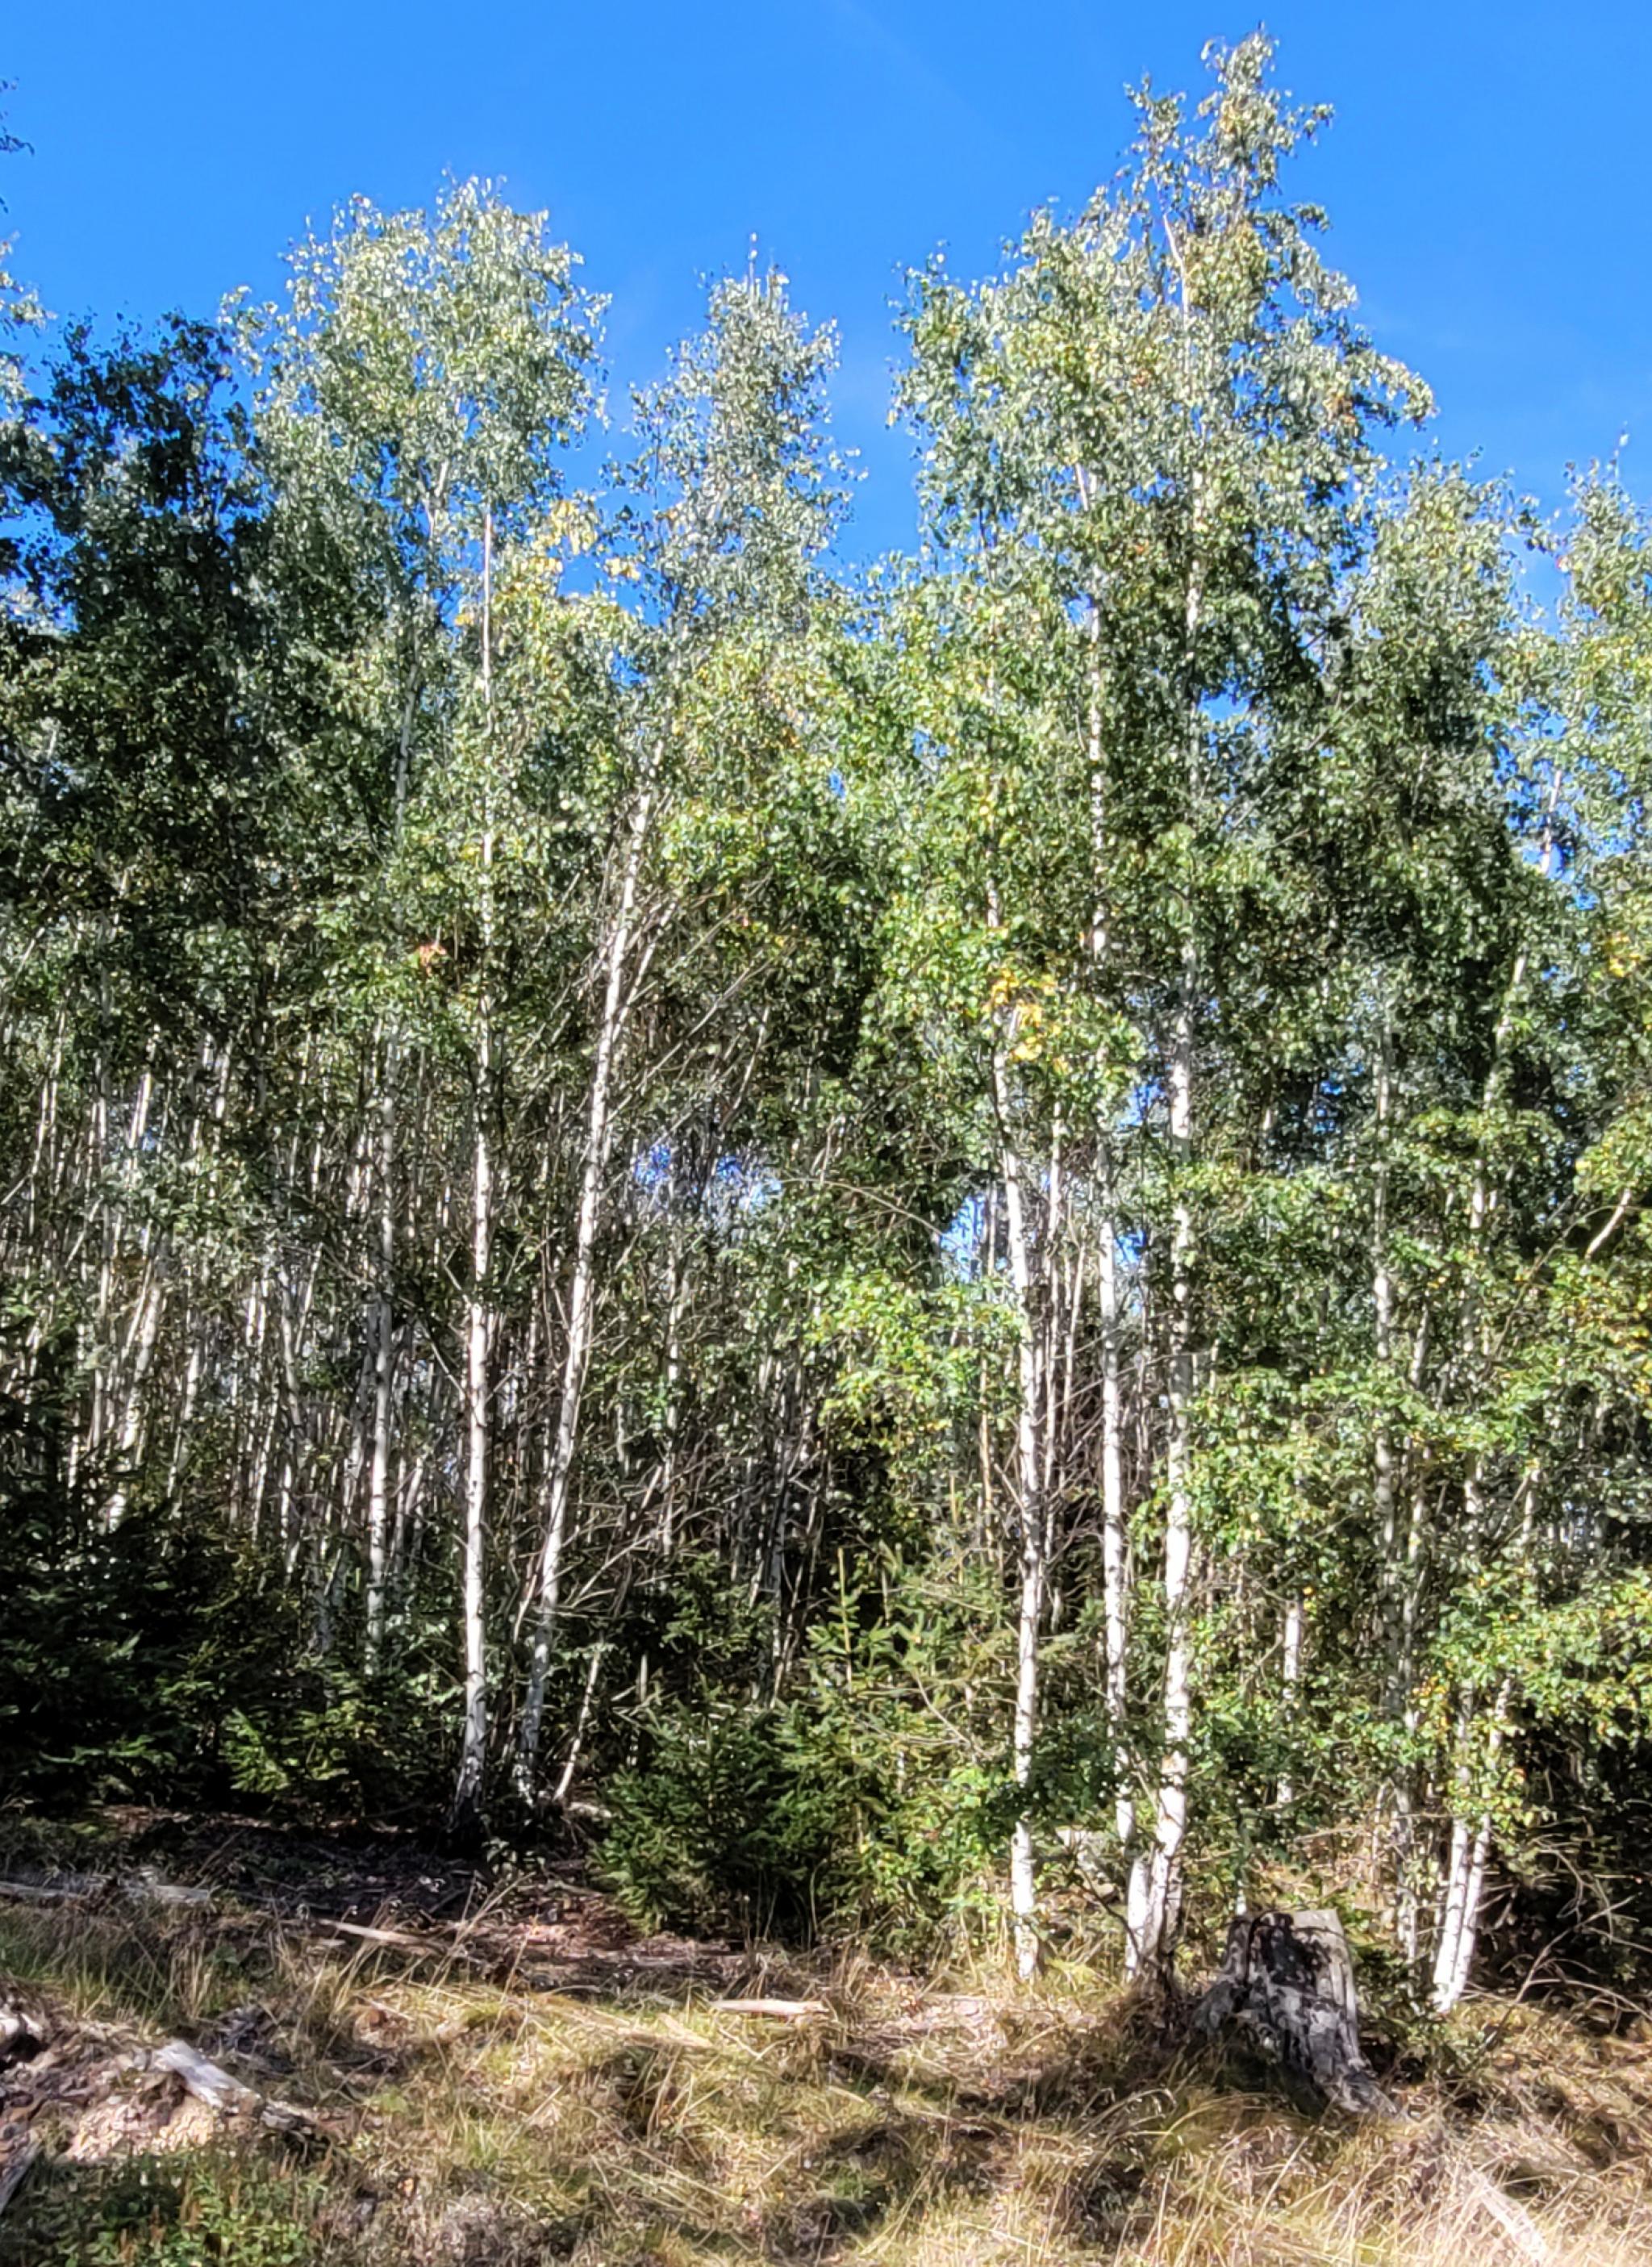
[1079,568,1140,1960]
[1277,1592,1304,1806]
[994,1071,1047,1983]
[1430,1675,1512,2015]
[452,1088,493,1834]
[452,511,497,1834]
[1373,1013,1400,1664]
[103,1238,165,1530]
[364,645,419,1665]
[1128,319,1205,1977]
[1430,780,1558,1991]
[1436,1808,1496,2014]
[1097,1206,1129,1807]
[1433,1474,1533,2010]
[365,1066,396,1671]
[516,761,657,1791]
[90,1041,156,1460]
[1130,941,1197,1977]
[551,1640,607,1809]
[658,1236,686,1556]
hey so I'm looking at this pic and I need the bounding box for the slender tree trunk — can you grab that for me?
[1371,1008,1421,1933]
[103,1247,165,1529]
[1432,1465,1535,2011]
[167,1329,204,1495]
[552,1641,607,1808]
[451,1063,493,1837]
[365,659,419,1664]
[1429,779,1558,1991]
[1098,1192,1134,1841]
[1116,214,1213,1963]
[991,1019,1048,1982]
[1431,1688,1490,2014]
[452,512,498,1838]
[1435,1798,1498,2014]
[365,1063,396,1670]
[1277,1592,1304,1807]
[90,1037,156,1463]
[1131,941,1198,1977]
[1130,415,1205,1975]
[516,753,658,1791]
[658,1230,686,1556]
[1373,1011,1400,1665]
[1078,566,1141,1960]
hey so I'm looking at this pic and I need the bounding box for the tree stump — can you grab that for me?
[0,1998,50,2067]
[1192,1909,1395,2116]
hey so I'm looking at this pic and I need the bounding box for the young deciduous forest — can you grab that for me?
[5,34,1652,2267]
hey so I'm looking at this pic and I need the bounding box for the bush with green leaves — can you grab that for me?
[0,2145,333,2267]
[603,1547,1023,1950]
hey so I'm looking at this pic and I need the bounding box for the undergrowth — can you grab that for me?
[7,2144,337,2267]
[3,1870,1651,2265]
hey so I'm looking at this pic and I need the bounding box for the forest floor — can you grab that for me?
[2,1814,1650,2266]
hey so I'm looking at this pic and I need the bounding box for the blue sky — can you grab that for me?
[4,2,1648,558]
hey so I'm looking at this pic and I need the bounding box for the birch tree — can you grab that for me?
[514,263,846,1793]
[243,183,599,1823]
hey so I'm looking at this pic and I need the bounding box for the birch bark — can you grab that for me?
[991,1030,1049,1982]
[453,509,498,1837]
[516,758,658,1790]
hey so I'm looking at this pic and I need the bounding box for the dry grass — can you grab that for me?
[2,1887,1651,2265]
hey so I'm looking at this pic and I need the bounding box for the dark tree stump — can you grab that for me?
[1192,1909,1395,2116]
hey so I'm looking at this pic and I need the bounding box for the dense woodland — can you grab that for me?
[4,35,1652,2017]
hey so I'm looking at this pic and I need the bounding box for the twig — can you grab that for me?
[708,1998,828,2020]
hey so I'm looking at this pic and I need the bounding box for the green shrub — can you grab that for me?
[603,1700,849,1936]
[0,2144,335,2267]
[0,1469,453,1819]
[603,1550,1019,1950]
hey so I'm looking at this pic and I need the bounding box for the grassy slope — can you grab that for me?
[1,1829,1650,2266]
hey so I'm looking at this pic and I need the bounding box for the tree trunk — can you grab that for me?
[1194,1909,1395,2115]
[103,1244,165,1529]
[1080,573,1138,1964]
[451,1065,493,1841]
[365,1062,396,1671]
[1277,1591,1304,1806]
[1128,365,1205,1978]
[1097,1194,1133,1852]
[452,522,496,1839]
[1431,1661,1514,2014]
[517,765,657,1791]
[1428,782,1556,1992]
[1130,939,1197,1978]
[987,1020,1049,1981]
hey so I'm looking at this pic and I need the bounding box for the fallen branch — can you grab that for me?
[290,1916,487,1972]
[708,1998,828,2020]
[151,2041,316,2139]
[0,1872,211,1910]
[123,1873,212,1911]
[1463,2165,1554,2266]
[320,1918,432,1953]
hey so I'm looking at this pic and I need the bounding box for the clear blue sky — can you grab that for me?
[4,3,1647,558]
